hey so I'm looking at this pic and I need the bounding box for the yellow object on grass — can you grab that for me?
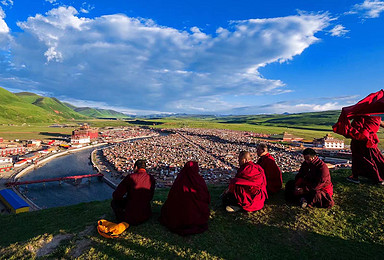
[97,219,129,238]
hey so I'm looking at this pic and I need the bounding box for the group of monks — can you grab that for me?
[109,90,384,236]
[110,144,335,236]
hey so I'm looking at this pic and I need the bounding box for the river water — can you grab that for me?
[18,147,114,209]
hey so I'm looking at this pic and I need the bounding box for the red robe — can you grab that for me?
[112,169,155,225]
[333,90,384,182]
[349,117,384,182]
[257,153,283,194]
[333,89,384,148]
[159,161,210,236]
[229,161,267,212]
[295,157,334,208]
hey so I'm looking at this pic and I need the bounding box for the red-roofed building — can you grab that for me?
[72,124,98,140]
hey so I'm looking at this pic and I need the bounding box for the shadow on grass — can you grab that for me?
[1,171,384,259]
[39,132,70,139]
[125,120,164,126]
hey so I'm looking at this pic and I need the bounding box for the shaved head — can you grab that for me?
[239,151,251,166]
[257,143,268,156]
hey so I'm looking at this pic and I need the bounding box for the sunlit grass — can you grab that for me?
[1,169,383,259]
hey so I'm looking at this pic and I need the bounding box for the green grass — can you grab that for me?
[1,169,383,259]
[74,107,130,119]
[16,92,89,120]
[0,120,131,141]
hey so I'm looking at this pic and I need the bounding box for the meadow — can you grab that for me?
[1,170,383,259]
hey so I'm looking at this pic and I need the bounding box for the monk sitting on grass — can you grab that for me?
[285,148,334,208]
[222,151,268,213]
[111,159,156,225]
[159,161,210,236]
[257,143,283,194]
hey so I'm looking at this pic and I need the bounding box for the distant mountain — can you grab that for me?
[15,92,89,120]
[0,88,64,123]
[62,102,77,110]
[73,107,130,119]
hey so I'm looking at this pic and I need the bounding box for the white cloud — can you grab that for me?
[351,0,384,18]
[80,2,94,14]
[1,0,13,6]
[3,7,332,114]
[0,6,9,33]
[329,25,349,37]
[0,6,10,49]
[225,101,343,115]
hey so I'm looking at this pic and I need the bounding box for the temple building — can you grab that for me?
[71,124,98,140]
[313,134,344,150]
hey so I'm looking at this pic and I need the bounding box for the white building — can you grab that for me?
[71,136,90,147]
[313,134,344,150]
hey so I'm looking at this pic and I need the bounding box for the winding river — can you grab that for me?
[18,147,113,209]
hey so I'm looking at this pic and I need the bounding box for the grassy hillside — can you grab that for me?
[16,92,89,120]
[218,110,341,128]
[0,88,64,124]
[1,169,383,259]
[74,107,130,119]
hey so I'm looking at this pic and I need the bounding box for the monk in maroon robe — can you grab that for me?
[111,159,155,225]
[159,161,210,236]
[223,151,267,212]
[285,148,334,208]
[338,116,384,184]
[257,143,283,194]
[333,90,384,185]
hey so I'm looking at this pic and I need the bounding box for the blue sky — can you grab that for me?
[0,0,383,115]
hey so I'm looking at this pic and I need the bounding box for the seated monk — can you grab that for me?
[285,148,334,208]
[222,151,267,212]
[159,161,210,236]
[111,159,156,225]
[257,143,283,194]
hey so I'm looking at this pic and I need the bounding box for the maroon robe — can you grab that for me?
[229,161,267,212]
[112,168,155,225]
[333,89,384,142]
[257,153,283,194]
[159,161,210,236]
[333,90,384,183]
[349,117,384,182]
[295,157,334,208]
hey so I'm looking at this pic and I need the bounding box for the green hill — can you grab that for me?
[74,107,130,119]
[0,88,63,123]
[16,92,89,120]
[1,170,383,259]
[217,110,341,127]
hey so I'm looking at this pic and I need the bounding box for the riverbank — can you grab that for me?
[90,134,160,189]
[0,143,108,213]
[0,133,159,213]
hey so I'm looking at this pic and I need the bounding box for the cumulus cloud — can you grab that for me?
[3,7,332,114]
[0,6,10,48]
[329,25,349,37]
[350,0,384,18]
